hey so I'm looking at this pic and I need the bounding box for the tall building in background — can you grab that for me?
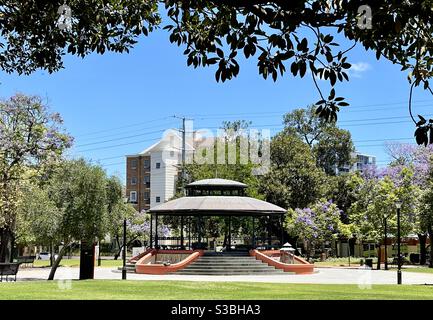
[337,152,377,174]
[352,152,376,172]
[125,130,197,212]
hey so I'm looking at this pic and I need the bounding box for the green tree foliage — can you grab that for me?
[418,158,433,268]
[41,159,123,280]
[326,173,361,223]
[0,1,160,74]
[349,168,418,268]
[0,94,72,262]
[103,176,138,259]
[175,120,263,243]
[284,105,354,175]
[178,120,263,198]
[17,183,60,248]
[260,132,327,209]
[1,2,433,142]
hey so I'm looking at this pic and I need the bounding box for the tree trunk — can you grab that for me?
[376,244,381,270]
[48,243,70,280]
[114,235,121,260]
[419,233,427,265]
[0,227,12,263]
[306,241,314,262]
[49,242,54,267]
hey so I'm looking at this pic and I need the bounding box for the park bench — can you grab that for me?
[14,256,36,268]
[0,263,20,282]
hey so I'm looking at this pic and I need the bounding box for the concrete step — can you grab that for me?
[176,253,286,275]
[192,262,266,266]
[176,269,286,275]
[197,257,257,261]
[184,265,270,270]
[203,252,250,257]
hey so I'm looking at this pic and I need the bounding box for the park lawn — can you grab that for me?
[33,259,123,268]
[0,281,433,300]
[314,258,363,267]
[401,267,433,274]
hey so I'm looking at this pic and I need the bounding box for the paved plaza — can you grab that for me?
[13,267,433,285]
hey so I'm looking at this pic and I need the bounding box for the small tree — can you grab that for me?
[46,159,109,280]
[286,199,342,261]
[419,156,433,268]
[17,182,61,266]
[350,167,417,269]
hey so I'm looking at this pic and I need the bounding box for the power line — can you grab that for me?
[74,121,179,143]
[100,161,125,167]
[74,116,172,138]
[354,137,413,143]
[75,129,167,148]
[187,99,432,118]
[76,137,160,153]
[190,103,432,121]
[74,115,419,152]
[68,98,431,143]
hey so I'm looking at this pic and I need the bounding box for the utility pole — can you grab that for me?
[173,115,193,194]
[182,117,186,183]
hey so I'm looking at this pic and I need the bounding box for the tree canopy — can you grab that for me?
[0,94,72,262]
[1,1,432,142]
[284,105,354,175]
[260,131,328,209]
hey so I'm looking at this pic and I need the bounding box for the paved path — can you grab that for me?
[14,267,433,285]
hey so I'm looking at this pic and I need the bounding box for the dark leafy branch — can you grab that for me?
[0,1,433,144]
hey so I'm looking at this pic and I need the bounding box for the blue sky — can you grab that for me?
[0,27,432,181]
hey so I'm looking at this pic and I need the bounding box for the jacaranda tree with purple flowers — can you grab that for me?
[112,209,171,260]
[286,199,344,261]
[0,94,72,263]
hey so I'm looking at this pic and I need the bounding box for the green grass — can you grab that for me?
[314,258,365,267]
[400,267,433,274]
[0,281,433,300]
[33,259,123,268]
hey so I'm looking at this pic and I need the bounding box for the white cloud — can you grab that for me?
[349,62,371,78]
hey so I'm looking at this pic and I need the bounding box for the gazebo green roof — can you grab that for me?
[186,178,248,189]
[149,196,287,216]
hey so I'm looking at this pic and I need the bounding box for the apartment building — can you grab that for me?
[125,130,195,212]
[337,151,377,174]
[352,152,376,171]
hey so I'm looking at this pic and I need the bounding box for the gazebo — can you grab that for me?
[148,178,287,251]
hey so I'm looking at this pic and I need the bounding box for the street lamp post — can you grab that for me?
[122,196,129,280]
[396,201,402,285]
[122,218,127,280]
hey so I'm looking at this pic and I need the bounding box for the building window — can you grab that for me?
[131,159,138,170]
[156,196,161,203]
[170,151,175,157]
[156,162,161,169]
[144,175,150,186]
[143,192,150,200]
[131,177,137,185]
[144,159,150,169]
[130,191,137,203]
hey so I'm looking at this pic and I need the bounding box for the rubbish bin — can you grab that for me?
[410,253,420,264]
[365,258,373,268]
